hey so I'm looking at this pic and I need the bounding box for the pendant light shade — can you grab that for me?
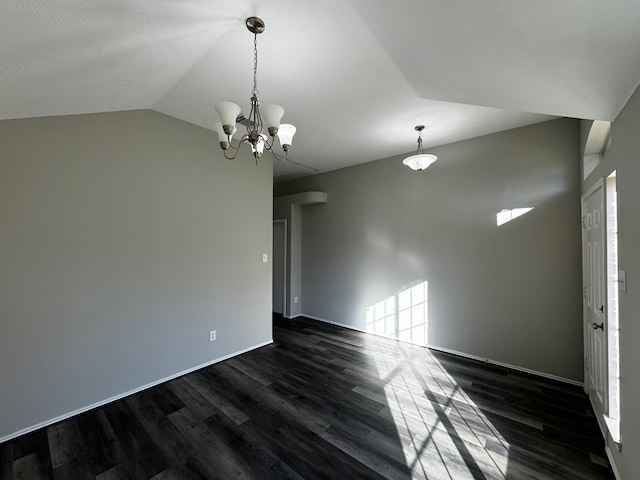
[215,102,241,134]
[213,122,235,149]
[261,104,285,133]
[277,124,296,152]
[403,153,438,171]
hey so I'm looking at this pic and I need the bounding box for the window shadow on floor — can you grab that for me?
[383,339,616,479]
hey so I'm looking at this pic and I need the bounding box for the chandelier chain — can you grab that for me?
[252,33,259,97]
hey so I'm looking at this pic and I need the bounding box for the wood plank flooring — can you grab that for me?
[0,317,614,479]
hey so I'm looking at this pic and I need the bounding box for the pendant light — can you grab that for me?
[403,125,437,171]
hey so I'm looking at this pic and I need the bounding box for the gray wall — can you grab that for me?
[0,110,273,440]
[275,118,583,381]
[584,83,640,480]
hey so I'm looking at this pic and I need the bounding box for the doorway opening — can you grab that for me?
[272,220,287,318]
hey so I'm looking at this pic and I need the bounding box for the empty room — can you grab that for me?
[1,1,639,479]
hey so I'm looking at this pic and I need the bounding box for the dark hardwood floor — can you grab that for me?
[1,317,614,479]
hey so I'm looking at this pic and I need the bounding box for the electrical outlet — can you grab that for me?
[294,296,299,304]
[209,330,217,342]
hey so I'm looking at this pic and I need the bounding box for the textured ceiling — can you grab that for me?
[2,0,639,180]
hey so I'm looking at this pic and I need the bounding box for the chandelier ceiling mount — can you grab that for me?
[245,16,265,35]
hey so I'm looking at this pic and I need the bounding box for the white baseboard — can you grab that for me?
[0,340,272,445]
[301,314,361,331]
[300,314,583,387]
[302,313,423,346]
[427,345,583,387]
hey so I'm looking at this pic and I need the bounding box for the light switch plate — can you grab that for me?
[262,253,268,263]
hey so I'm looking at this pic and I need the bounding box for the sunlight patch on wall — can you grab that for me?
[365,281,428,346]
[496,207,533,226]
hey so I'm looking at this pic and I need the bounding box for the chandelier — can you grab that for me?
[214,17,296,161]
[403,125,437,171]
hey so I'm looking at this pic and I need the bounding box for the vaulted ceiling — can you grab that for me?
[2,0,639,180]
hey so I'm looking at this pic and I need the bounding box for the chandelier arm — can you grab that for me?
[221,134,251,160]
[263,136,275,151]
[223,148,240,160]
[268,142,282,159]
[237,133,250,145]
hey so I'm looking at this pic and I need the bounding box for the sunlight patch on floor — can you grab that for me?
[366,337,513,479]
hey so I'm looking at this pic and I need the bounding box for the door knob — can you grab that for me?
[592,322,604,330]
[598,305,604,312]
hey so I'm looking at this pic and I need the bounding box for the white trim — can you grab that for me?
[604,415,621,446]
[302,314,362,331]
[584,176,606,198]
[605,446,622,480]
[302,314,583,387]
[0,340,272,445]
[300,314,421,346]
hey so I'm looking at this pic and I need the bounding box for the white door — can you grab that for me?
[583,181,607,417]
[272,220,287,315]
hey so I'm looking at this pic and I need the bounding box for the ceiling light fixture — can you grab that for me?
[403,125,437,171]
[214,17,295,162]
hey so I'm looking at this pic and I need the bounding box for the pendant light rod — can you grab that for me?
[415,125,425,154]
